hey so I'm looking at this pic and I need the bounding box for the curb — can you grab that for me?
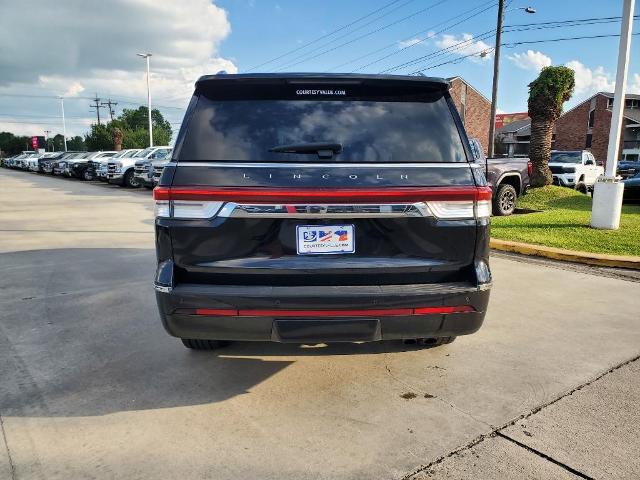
[490,238,640,270]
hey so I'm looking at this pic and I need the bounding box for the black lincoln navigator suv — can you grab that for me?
[154,73,492,350]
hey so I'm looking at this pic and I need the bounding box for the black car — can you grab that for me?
[617,158,640,179]
[622,172,640,203]
[38,152,65,173]
[153,73,492,350]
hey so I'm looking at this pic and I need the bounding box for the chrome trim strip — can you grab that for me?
[218,202,433,218]
[173,162,471,168]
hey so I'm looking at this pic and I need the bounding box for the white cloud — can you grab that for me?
[398,38,422,48]
[0,0,236,137]
[629,73,640,94]
[435,33,492,63]
[509,50,551,72]
[565,60,615,95]
[64,82,85,98]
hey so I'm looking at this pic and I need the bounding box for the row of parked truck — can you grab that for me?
[2,146,172,188]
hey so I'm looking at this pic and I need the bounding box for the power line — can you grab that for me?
[273,0,447,71]
[409,32,640,75]
[346,0,497,72]
[268,0,421,72]
[503,14,639,28]
[503,32,640,48]
[380,28,496,73]
[0,93,186,111]
[244,0,409,72]
[383,15,640,75]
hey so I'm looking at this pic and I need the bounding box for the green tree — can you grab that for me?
[528,66,575,187]
[67,136,86,151]
[84,124,113,150]
[83,107,172,150]
[0,131,31,156]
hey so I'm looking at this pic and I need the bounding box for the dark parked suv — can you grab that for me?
[153,73,492,350]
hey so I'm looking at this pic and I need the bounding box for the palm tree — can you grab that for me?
[528,66,575,187]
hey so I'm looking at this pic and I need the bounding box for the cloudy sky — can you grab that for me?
[1,0,639,139]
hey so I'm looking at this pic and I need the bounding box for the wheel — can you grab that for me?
[575,181,588,194]
[404,336,456,347]
[123,169,140,188]
[181,339,229,350]
[493,183,517,216]
[82,169,93,181]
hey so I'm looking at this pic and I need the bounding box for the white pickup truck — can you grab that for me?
[107,146,171,188]
[549,150,604,193]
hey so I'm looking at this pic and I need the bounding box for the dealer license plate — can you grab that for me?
[296,225,355,255]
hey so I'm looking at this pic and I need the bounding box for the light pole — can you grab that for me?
[58,96,67,152]
[487,3,536,158]
[137,52,153,147]
[591,0,635,230]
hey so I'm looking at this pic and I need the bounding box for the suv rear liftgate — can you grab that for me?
[153,73,492,347]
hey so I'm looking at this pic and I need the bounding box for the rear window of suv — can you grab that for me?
[177,94,467,163]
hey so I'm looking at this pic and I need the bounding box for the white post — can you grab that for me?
[60,96,68,152]
[591,0,634,230]
[146,55,153,147]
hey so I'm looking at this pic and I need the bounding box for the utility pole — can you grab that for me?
[591,0,635,230]
[487,4,535,158]
[137,53,153,147]
[59,96,68,152]
[487,0,504,158]
[90,94,104,125]
[101,98,118,121]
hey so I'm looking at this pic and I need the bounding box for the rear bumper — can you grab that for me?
[155,281,490,342]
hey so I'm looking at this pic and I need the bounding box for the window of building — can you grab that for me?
[585,133,593,148]
[607,97,614,108]
[588,109,595,128]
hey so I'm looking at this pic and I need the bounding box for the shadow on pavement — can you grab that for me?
[0,247,429,419]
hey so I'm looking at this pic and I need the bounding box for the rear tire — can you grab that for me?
[493,183,518,216]
[123,170,140,188]
[575,181,588,194]
[82,169,93,181]
[181,339,229,350]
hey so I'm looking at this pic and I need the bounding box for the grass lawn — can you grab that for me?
[491,186,640,257]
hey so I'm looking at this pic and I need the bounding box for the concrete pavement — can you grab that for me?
[1,169,639,479]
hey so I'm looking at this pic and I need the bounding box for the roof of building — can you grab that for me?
[446,76,491,104]
[496,118,531,134]
[623,108,640,124]
[600,92,640,100]
[559,91,640,119]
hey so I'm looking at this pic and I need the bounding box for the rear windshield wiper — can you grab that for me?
[268,142,342,159]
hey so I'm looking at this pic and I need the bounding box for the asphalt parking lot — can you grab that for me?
[1,168,639,480]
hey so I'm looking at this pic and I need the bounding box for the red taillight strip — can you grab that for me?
[154,186,492,203]
[193,306,475,317]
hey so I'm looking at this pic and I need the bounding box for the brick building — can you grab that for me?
[448,76,491,154]
[555,92,640,167]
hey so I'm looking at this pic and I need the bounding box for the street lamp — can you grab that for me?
[487,2,536,158]
[58,96,67,152]
[137,52,153,147]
